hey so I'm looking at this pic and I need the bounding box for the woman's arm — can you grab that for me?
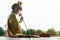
[19,16,24,23]
[19,13,24,23]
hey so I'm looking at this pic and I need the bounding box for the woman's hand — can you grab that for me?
[19,13,22,16]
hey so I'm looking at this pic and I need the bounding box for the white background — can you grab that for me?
[0,0,60,31]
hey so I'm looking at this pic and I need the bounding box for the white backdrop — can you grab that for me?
[0,0,60,31]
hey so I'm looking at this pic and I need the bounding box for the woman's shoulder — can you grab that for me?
[9,13,16,17]
[8,13,15,19]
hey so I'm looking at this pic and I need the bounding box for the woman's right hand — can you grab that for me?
[19,13,22,16]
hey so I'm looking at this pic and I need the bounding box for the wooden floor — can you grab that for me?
[0,37,59,40]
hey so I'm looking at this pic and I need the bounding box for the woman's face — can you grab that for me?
[16,10,22,14]
[17,10,22,14]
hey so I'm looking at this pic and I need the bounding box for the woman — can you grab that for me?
[7,1,24,36]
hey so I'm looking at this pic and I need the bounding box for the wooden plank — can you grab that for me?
[9,34,40,38]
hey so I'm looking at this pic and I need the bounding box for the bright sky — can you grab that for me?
[0,0,60,31]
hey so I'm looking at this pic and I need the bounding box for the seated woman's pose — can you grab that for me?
[7,1,24,36]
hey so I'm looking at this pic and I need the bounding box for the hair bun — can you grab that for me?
[17,1,22,6]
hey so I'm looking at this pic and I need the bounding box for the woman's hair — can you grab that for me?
[12,1,22,13]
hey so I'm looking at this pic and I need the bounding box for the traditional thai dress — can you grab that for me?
[7,13,22,36]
